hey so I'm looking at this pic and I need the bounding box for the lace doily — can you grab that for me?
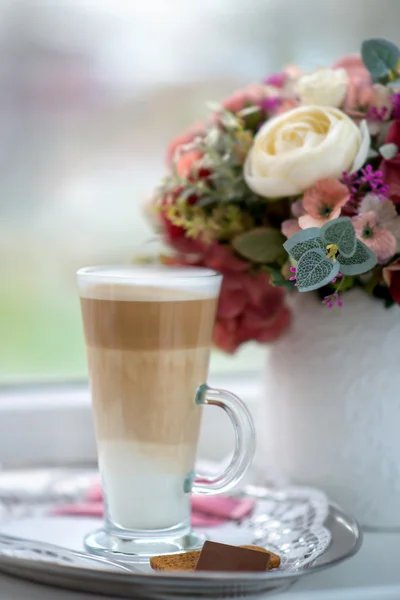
[0,469,331,572]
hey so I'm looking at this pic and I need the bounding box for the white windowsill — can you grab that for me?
[0,374,263,468]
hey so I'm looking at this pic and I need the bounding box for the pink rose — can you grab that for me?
[222,83,267,113]
[175,149,203,179]
[166,122,205,165]
[213,269,290,353]
[202,243,249,274]
[333,55,373,114]
[164,242,290,353]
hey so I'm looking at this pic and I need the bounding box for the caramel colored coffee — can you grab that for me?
[80,289,217,446]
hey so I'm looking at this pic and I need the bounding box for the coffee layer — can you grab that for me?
[80,296,217,350]
[87,345,210,445]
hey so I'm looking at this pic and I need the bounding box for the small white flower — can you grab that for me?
[296,68,348,108]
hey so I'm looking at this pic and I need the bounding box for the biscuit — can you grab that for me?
[150,550,200,572]
[150,544,280,572]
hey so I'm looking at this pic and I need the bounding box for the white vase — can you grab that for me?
[263,289,400,528]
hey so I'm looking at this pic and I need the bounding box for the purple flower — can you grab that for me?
[259,97,281,114]
[263,73,287,88]
[341,171,360,206]
[367,106,389,122]
[360,165,390,197]
[342,167,390,209]
[322,292,343,308]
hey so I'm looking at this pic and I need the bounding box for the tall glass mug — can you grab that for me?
[77,265,255,558]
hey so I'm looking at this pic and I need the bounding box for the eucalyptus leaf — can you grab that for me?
[178,187,199,201]
[283,228,322,261]
[367,148,379,159]
[233,228,287,264]
[379,143,399,160]
[337,240,377,275]
[206,129,222,147]
[361,38,400,83]
[238,105,261,117]
[220,112,241,130]
[296,249,340,292]
[195,197,216,208]
[321,217,357,258]
[386,79,400,88]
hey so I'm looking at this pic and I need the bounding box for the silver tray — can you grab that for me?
[0,468,362,598]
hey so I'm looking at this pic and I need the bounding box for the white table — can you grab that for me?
[0,532,397,599]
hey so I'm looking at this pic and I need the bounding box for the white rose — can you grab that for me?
[244,105,370,198]
[296,68,348,107]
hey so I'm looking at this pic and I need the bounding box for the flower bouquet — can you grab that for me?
[149,38,400,353]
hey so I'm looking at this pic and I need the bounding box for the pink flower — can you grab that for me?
[202,243,249,274]
[333,55,373,113]
[167,242,290,353]
[175,149,203,179]
[357,195,400,261]
[298,178,350,229]
[166,122,205,165]
[352,211,396,263]
[276,98,299,114]
[222,83,267,113]
[284,64,302,80]
[291,198,305,217]
[213,271,290,353]
[281,219,301,238]
[263,72,287,88]
[359,195,400,239]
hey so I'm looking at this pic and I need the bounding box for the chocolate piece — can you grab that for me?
[195,541,270,572]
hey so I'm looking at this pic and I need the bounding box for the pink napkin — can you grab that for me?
[50,481,254,527]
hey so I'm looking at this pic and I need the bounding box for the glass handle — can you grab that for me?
[192,384,256,495]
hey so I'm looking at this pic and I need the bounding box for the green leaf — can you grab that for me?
[296,249,340,292]
[361,38,400,83]
[264,266,296,288]
[240,104,265,132]
[283,228,322,261]
[321,217,356,258]
[233,228,287,264]
[338,240,377,275]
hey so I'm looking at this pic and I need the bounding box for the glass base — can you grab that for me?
[84,527,206,561]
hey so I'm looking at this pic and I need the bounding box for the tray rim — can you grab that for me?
[0,501,362,586]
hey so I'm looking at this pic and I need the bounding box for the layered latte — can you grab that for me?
[79,267,219,531]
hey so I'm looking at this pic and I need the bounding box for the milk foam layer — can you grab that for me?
[78,265,221,300]
[99,440,192,530]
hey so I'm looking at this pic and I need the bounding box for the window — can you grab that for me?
[2,0,400,382]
